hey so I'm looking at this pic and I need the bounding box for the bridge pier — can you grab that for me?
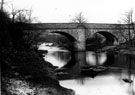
[74,27,86,51]
[74,41,86,51]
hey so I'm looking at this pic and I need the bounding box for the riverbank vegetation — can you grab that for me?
[0,9,74,95]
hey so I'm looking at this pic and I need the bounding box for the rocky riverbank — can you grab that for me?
[1,50,75,95]
[98,44,135,55]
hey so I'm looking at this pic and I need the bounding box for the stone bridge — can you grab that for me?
[26,23,131,51]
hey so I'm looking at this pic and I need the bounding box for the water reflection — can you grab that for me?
[44,50,108,68]
[38,43,135,95]
[45,50,135,95]
[60,73,135,95]
[86,52,107,65]
[43,51,71,68]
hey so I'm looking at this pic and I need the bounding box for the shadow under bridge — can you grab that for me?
[50,31,77,51]
[96,31,119,45]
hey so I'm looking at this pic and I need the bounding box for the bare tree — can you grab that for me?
[0,0,4,11]
[27,8,32,23]
[71,12,87,23]
[9,6,41,49]
[124,10,132,41]
[11,7,27,23]
[118,9,135,44]
[10,6,35,23]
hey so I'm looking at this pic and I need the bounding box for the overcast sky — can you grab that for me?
[4,0,135,23]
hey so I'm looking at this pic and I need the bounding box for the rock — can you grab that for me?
[122,78,133,83]
[2,77,75,95]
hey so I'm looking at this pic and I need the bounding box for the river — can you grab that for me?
[39,43,135,95]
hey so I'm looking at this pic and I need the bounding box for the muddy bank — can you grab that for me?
[1,50,75,95]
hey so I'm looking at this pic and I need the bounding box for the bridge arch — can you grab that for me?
[49,31,77,42]
[48,31,79,51]
[95,31,118,45]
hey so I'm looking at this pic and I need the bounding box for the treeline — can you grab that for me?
[0,9,39,52]
[0,9,42,72]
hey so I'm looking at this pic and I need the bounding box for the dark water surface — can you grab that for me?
[39,44,135,95]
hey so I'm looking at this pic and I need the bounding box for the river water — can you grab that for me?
[39,43,135,95]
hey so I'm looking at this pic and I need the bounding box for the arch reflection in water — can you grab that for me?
[44,51,71,68]
[86,52,107,66]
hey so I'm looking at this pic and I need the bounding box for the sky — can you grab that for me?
[4,0,135,23]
